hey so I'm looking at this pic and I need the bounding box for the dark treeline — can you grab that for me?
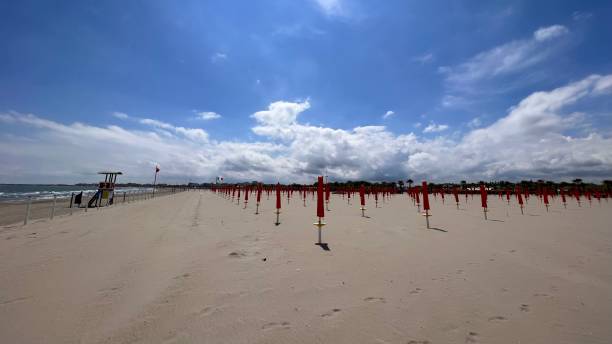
[196,178,612,194]
[76,179,612,194]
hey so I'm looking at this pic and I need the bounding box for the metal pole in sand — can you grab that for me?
[275,183,281,226]
[153,166,159,198]
[255,184,262,215]
[50,195,56,220]
[359,185,366,217]
[421,181,431,229]
[314,176,326,247]
[325,183,331,212]
[24,197,32,225]
[314,217,325,245]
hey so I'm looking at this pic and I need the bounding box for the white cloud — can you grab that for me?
[533,25,569,41]
[439,25,569,86]
[112,112,129,119]
[423,122,449,133]
[313,0,343,16]
[467,117,482,128]
[273,24,326,38]
[572,11,593,21]
[413,53,434,64]
[139,118,208,142]
[211,52,227,63]
[1,74,612,183]
[197,111,221,120]
[382,110,395,119]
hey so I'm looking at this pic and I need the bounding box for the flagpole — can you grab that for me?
[153,166,159,198]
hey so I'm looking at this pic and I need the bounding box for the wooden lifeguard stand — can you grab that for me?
[88,171,123,208]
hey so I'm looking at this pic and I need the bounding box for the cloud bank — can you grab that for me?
[1,74,611,184]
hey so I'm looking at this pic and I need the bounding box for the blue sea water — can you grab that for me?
[0,184,150,202]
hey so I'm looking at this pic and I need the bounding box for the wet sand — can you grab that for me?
[0,190,610,343]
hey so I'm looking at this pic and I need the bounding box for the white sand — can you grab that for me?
[1,190,611,343]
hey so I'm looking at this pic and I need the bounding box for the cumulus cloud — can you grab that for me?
[1,74,612,183]
[423,122,449,133]
[382,110,395,119]
[196,111,221,120]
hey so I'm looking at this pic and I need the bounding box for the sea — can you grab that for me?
[0,184,152,202]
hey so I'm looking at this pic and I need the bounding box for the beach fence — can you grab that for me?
[2,187,188,227]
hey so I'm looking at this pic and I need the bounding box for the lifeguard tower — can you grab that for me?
[88,171,123,208]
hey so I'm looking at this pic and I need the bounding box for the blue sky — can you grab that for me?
[1,0,611,183]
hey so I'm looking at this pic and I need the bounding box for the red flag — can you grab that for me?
[479,183,487,209]
[422,181,430,211]
[276,183,281,209]
[560,188,566,203]
[516,186,524,205]
[317,176,324,218]
[256,184,262,203]
[325,183,330,201]
[543,188,549,205]
[245,187,249,201]
[359,185,365,206]
[453,187,459,203]
[574,188,580,202]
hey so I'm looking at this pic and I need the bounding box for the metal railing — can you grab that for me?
[0,187,190,227]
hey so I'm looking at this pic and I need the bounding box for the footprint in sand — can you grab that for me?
[520,304,530,312]
[321,308,341,318]
[195,306,214,317]
[364,297,386,303]
[228,250,248,258]
[407,340,430,344]
[98,285,122,298]
[465,331,479,343]
[261,322,291,330]
[409,288,423,295]
[488,315,507,322]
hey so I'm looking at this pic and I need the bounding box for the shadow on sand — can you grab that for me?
[315,243,331,251]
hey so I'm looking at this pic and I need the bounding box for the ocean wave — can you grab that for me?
[0,187,154,202]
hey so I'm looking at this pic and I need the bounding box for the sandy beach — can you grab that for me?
[0,190,611,343]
